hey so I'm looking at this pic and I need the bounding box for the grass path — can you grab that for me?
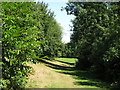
[26,62,78,88]
[25,58,108,89]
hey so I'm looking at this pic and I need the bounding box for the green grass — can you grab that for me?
[56,69,110,89]
[26,58,110,89]
[54,58,110,89]
[55,58,78,64]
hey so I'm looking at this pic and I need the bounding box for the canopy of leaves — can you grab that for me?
[64,2,120,88]
[1,2,62,89]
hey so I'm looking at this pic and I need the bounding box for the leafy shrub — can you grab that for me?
[2,2,62,89]
[64,2,120,88]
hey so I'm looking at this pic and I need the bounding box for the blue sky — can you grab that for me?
[35,0,75,43]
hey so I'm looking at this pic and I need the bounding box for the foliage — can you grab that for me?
[64,2,120,88]
[2,2,62,89]
[60,43,77,58]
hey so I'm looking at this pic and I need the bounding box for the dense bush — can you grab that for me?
[1,2,62,89]
[64,2,120,88]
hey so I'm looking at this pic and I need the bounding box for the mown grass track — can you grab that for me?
[26,58,109,89]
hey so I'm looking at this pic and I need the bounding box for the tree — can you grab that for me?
[64,2,120,87]
[1,2,63,88]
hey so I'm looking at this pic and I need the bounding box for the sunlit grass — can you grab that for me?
[55,58,78,64]
[26,58,109,89]
[26,62,78,88]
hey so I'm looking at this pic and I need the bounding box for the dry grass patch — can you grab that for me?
[26,62,79,88]
[26,61,106,89]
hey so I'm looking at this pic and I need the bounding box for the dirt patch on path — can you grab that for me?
[26,62,79,88]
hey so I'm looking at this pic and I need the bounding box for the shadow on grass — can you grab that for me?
[39,59,110,89]
[58,69,110,89]
[55,59,75,65]
[39,59,74,71]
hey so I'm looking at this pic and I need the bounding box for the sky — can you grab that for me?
[35,0,75,43]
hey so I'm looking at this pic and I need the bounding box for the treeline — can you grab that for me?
[63,2,120,88]
[1,1,120,89]
[1,2,63,89]
[60,43,76,58]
